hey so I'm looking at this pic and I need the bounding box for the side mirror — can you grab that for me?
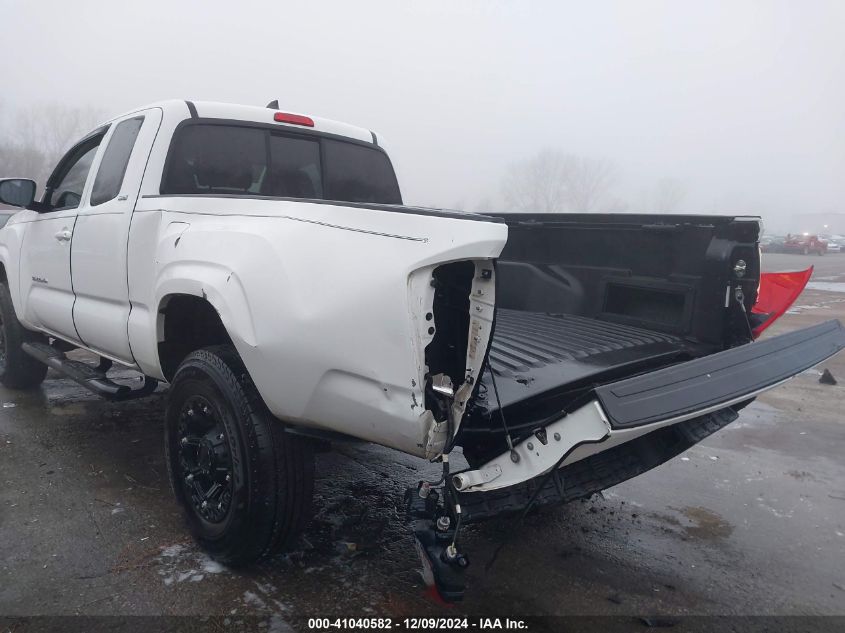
[0,178,36,208]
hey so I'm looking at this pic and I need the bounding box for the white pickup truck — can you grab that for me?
[0,100,842,600]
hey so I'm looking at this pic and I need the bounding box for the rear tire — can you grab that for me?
[165,345,314,565]
[0,281,48,389]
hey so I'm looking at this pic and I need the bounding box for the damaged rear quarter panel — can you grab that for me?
[411,261,497,458]
[130,196,507,457]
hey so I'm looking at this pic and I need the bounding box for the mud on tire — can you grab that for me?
[0,281,48,389]
[165,345,314,565]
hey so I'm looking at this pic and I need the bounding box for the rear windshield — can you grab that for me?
[160,123,401,205]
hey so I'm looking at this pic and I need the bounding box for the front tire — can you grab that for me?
[0,281,48,389]
[165,345,314,565]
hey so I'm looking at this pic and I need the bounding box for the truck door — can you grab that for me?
[71,108,162,364]
[19,130,107,342]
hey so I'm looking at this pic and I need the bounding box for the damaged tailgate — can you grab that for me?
[595,319,845,429]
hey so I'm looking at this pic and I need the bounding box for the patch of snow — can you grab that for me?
[176,570,195,583]
[805,282,845,293]
[201,556,225,574]
[757,501,794,518]
[268,614,293,633]
[156,543,228,585]
[160,544,186,558]
[252,581,290,613]
[243,591,267,609]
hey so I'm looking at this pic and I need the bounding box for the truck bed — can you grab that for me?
[488,309,693,410]
[456,213,762,462]
[458,309,707,457]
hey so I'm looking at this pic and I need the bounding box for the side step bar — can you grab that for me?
[22,341,158,401]
[595,319,845,429]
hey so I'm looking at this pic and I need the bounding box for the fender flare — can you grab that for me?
[155,262,258,349]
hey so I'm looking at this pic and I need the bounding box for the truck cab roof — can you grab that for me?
[101,99,377,146]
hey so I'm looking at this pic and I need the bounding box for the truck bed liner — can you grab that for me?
[486,310,695,410]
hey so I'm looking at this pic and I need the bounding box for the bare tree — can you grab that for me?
[567,156,618,212]
[652,177,686,213]
[0,145,45,180]
[0,101,104,187]
[501,150,569,213]
[501,149,618,213]
[15,102,103,161]
[474,196,496,213]
[600,196,631,213]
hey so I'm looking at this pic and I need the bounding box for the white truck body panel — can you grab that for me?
[0,100,507,457]
[127,196,505,455]
[18,208,80,340]
[71,107,164,362]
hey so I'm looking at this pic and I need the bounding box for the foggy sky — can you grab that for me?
[2,0,844,230]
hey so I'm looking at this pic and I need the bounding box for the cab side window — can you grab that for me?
[45,132,105,211]
[91,117,144,206]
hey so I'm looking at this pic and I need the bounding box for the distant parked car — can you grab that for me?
[820,235,843,254]
[760,235,786,253]
[783,233,827,255]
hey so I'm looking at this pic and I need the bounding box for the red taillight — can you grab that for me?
[751,267,813,338]
[273,112,314,127]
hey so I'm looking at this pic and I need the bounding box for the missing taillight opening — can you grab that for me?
[421,260,497,456]
[424,261,475,418]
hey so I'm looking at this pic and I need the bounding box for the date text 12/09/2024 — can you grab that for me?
[307,618,528,630]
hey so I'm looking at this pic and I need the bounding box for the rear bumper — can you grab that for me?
[453,320,845,495]
[451,407,739,523]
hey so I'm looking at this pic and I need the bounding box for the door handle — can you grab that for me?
[54,229,72,242]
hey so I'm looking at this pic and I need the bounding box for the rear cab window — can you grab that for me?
[160,122,401,205]
[322,139,400,204]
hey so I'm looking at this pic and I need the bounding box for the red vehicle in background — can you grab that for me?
[783,233,827,255]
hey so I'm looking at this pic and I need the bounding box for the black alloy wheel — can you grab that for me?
[175,395,234,524]
[165,345,315,565]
